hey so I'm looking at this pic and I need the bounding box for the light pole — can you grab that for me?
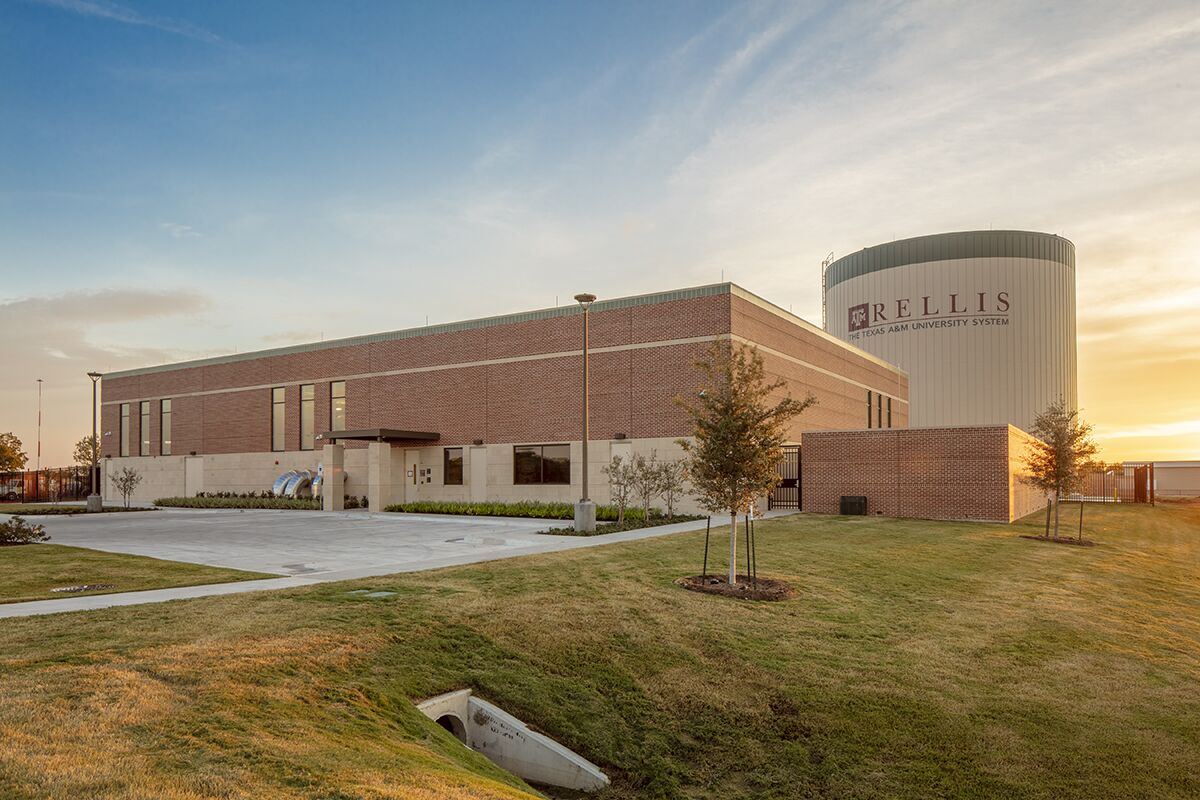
[87,372,102,512]
[573,292,597,533]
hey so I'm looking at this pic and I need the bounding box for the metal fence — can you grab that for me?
[768,445,802,510]
[0,466,94,504]
[1063,463,1155,504]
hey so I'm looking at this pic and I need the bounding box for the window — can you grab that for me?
[514,444,570,485]
[300,384,315,450]
[330,381,346,431]
[444,447,464,485]
[119,403,130,457]
[877,392,883,429]
[271,387,286,452]
[866,390,873,429]
[887,397,892,429]
[160,399,172,455]
[139,401,151,456]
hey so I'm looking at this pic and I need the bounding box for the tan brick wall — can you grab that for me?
[801,425,1031,522]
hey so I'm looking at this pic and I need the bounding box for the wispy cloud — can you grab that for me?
[27,0,228,46]
[160,222,201,239]
[1100,420,1200,440]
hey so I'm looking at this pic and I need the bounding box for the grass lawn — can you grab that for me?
[0,501,1198,799]
[0,544,273,604]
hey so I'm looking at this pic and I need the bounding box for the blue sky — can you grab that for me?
[3,0,1200,464]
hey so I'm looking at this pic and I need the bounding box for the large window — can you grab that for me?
[330,381,346,431]
[139,401,151,456]
[271,387,286,452]
[444,447,464,485]
[300,384,315,450]
[866,390,873,429]
[513,444,570,485]
[119,403,130,457]
[160,399,172,455]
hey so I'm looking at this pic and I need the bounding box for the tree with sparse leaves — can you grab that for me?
[630,452,662,524]
[1024,399,1099,539]
[676,340,815,585]
[603,455,637,524]
[658,458,689,519]
[73,435,100,468]
[109,466,143,509]
[0,432,28,472]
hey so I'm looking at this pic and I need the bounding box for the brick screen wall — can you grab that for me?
[801,425,1037,522]
[100,285,908,458]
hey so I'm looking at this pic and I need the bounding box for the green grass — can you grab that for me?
[1,502,1198,799]
[0,544,273,604]
[0,504,153,515]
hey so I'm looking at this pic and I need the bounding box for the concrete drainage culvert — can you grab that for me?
[416,689,609,793]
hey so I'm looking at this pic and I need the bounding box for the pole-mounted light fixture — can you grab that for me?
[574,292,597,532]
[86,371,102,512]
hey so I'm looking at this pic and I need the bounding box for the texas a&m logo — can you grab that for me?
[848,303,869,332]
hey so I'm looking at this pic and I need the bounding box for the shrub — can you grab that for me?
[154,496,320,510]
[382,500,662,520]
[0,516,50,545]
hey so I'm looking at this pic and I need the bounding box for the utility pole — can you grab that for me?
[36,378,42,473]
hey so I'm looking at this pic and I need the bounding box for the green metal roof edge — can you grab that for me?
[104,283,735,379]
[825,230,1075,291]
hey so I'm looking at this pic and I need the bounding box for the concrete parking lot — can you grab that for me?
[0,507,720,617]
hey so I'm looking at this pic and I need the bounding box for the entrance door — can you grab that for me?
[184,456,204,497]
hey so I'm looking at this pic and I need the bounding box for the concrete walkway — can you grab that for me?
[0,510,784,619]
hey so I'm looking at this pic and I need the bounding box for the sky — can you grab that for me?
[2,0,1199,467]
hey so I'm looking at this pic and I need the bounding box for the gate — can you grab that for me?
[1065,463,1155,504]
[768,445,801,510]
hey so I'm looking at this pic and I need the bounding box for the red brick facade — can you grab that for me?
[100,285,908,459]
[800,425,1044,522]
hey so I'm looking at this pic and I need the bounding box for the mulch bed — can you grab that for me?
[1019,535,1098,547]
[675,574,796,601]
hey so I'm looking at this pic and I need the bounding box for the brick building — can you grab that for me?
[99,283,909,511]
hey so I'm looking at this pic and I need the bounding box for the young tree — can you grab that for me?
[658,458,689,520]
[676,340,815,585]
[1024,400,1099,539]
[0,432,28,472]
[603,455,636,524]
[73,435,100,468]
[109,466,143,509]
[630,452,662,523]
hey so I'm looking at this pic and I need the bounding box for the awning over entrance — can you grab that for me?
[316,428,440,443]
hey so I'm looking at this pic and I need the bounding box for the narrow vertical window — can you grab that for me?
[139,401,151,456]
[119,403,130,457]
[300,384,315,450]
[160,399,172,455]
[877,393,883,429]
[887,397,892,429]
[444,447,463,485]
[866,390,872,429]
[271,387,286,452]
[330,380,346,431]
